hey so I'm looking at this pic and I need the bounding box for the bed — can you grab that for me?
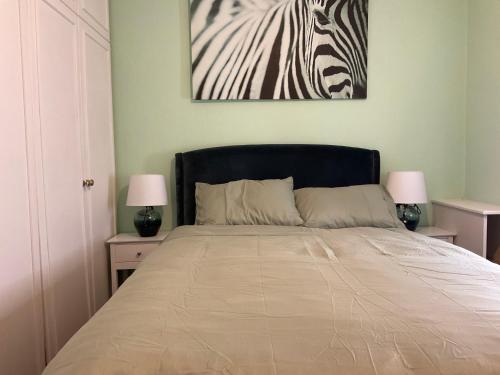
[44,145,500,374]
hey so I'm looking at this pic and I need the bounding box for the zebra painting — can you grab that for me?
[190,0,369,100]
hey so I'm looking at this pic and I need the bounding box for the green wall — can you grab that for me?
[110,0,468,232]
[465,0,500,204]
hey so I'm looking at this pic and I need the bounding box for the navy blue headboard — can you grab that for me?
[175,144,380,226]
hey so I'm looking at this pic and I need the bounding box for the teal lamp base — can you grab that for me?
[134,206,162,237]
[397,204,421,231]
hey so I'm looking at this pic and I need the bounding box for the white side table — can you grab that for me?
[107,232,168,294]
[415,226,456,244]
[433,199,500,259]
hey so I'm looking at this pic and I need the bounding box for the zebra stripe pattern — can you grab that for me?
[190,0,369,100]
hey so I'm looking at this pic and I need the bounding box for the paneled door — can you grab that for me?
[35,0,92,360]
[0,1,46,373]
[79,19,116,312]
[78,0,109,39]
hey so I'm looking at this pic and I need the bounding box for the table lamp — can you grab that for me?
[126,174,168,237]
[386,171,428,231]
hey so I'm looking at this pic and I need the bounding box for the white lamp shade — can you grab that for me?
[126,174,168,207]
[386,171,428,204]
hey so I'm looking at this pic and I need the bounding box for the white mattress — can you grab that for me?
[44,225,500,374]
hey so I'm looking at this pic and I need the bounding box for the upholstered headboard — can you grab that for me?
[175,144,380,226]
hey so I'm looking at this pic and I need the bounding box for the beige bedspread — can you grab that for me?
[44,226,500,374]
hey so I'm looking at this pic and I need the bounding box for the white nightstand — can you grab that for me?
[416,226,456,244]
[107,232,168,294]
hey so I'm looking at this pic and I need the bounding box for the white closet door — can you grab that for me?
[78,0,109,40]
[79,19,116,312]
[60,0,77,12]
[35,0,91,360]
[0,1,46,374]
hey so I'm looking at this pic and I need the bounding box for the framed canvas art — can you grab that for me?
[190,0,369,101]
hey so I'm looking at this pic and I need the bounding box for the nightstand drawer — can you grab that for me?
[416,227,456,245]
[111,243,159,263]
[434,236,454,244]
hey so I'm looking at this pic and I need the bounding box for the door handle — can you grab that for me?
[83,179,95,188]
